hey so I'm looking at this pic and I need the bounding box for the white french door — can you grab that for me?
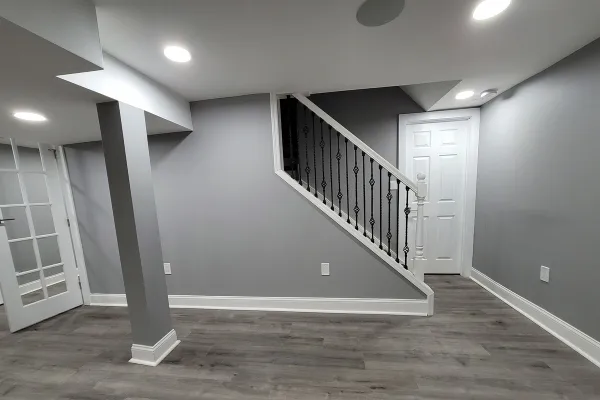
[0,137,82,332]
[400,111,479,275]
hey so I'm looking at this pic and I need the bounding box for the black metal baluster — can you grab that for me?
[320,120,326,204]
[336,133,342,217]
[387,172,393,256]
[303,106,310,191]
[362,152,366,236]
[312,113,317,197]
[329,126,334,211]
[294,101,301,185]
[353,146,359,230]
[286,97,294,178]
[396,179,401,263]
[379,165,383,250]
[345,138,350,224]
[403,185,411,269]
[369,159,375,243]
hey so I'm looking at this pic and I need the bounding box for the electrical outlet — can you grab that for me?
[164,263,172,275]
[540,266,549,283]
[321,263,330,276]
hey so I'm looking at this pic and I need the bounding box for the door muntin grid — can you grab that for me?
[0,138,66,306]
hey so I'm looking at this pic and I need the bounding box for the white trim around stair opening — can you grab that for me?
[130,329,180,367]
[90,293,430,316]
[472,269,600,369]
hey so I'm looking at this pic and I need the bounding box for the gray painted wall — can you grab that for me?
[311,86,423,167]
[474,38,600,341]
[66,94,424,299]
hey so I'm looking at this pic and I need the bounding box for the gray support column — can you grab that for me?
[97,101,178,366]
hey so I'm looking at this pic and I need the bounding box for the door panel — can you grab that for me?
[405,121,468,274]
[0,138,82,332]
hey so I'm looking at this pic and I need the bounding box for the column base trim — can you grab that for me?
[130,329,180,367]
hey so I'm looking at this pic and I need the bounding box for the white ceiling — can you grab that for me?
[95,0,600,109]
[0,17,185,145]
[3,0,600,145]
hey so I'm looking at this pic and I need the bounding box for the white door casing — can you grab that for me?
[0,139,83,332]
[398,110,480,276]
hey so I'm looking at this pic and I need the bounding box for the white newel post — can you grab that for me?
[413,173,427,281]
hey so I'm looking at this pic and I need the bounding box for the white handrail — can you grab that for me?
[293,93,417,193]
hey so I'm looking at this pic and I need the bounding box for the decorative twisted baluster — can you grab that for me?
[312,113,317,197]
[345,138,350,224]
[387,172,393,256]
[379,165,383,250]
[362,152,366,237]
[336,132,342,217]
[395,179,401,263]
[303,106,310,191]
[320,120,326,204]
[295,102,301,185]
[403,185,410,269]
[329,126,334,210]
[369,158,375,243]
[353,145,359,230]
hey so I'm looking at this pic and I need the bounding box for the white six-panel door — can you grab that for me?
[402,116,473,275]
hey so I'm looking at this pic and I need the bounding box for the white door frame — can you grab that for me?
[398,109,480,278]
[56,146,92,305]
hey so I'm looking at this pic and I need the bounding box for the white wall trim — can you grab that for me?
[398,109,480,278]
[90,293,430,316]
[472,269,600,369]
[130,329,180,367]
[57,146,91,305]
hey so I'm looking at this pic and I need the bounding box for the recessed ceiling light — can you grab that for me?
[455,90,475,100]
[481,89,499,98]
[163,45,191,63]
[13,111,47,122]
[473,0,511,21]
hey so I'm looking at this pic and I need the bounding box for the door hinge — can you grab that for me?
[66,218,71,227]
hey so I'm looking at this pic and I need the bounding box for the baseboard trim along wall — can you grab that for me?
[90,294,430,316]
[130,329,180,367]
[472,269,600,369]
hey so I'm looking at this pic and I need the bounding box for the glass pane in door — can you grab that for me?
[30,205,55,235]
[23,173,49,203]
[0,172,23,204]
[38,236,62,267]
[17,146,43,172]
[8,239,37,274]
[0,140,16,169]
[22,288,45,306]
[1,207,30,240]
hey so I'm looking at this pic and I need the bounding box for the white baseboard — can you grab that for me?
[472,269,600,369]
[90,293,430,316]
[130,329,180,367]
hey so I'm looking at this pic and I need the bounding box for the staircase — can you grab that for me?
[271,93,434,314]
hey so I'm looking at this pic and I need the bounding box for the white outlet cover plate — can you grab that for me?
[164,263,172,275]
[540,266,549,282]
[321,263,330,276]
